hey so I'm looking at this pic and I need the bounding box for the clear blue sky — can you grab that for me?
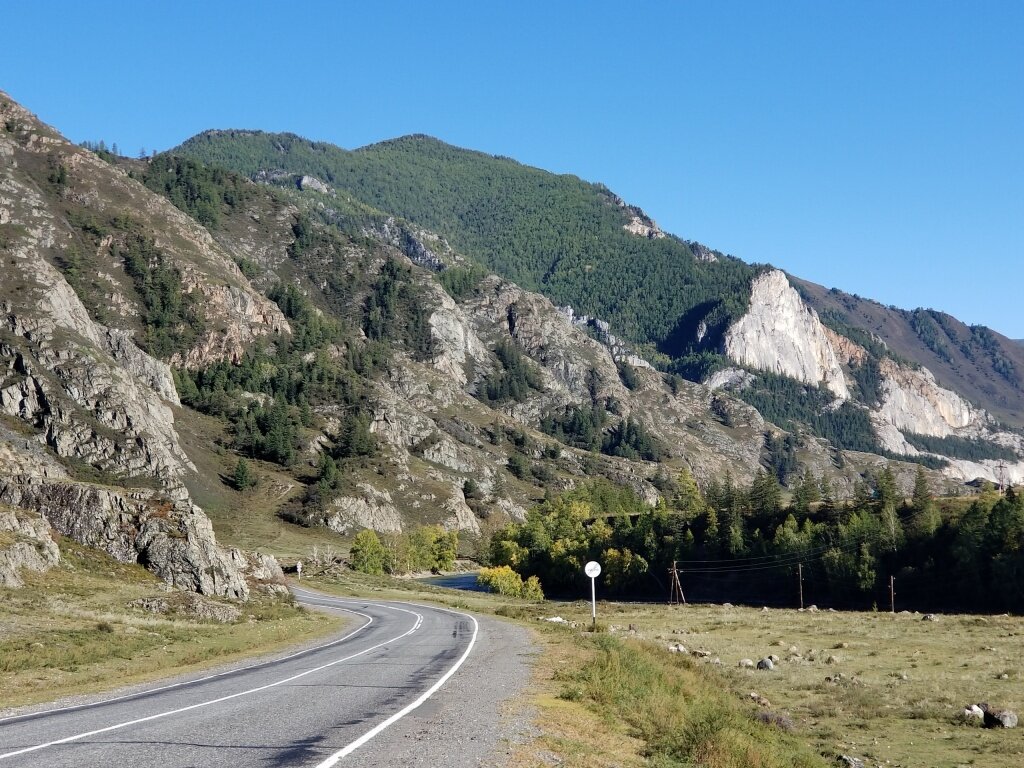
[4,1,1022,336]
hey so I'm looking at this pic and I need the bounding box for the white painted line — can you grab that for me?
[0,605,422,762]
[311,597,480,767]
[0,592,371,725]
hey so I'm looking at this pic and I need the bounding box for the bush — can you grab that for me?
[476,565,545,600]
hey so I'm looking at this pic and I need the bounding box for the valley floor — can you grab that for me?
[309,572,1024,768]
[6,552,1022,768]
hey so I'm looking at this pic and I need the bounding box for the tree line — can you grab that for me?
[487,470,1024,613]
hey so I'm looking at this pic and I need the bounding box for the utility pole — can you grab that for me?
[668,561,686,605]
[889,575,895,613]
[798,563,804,610]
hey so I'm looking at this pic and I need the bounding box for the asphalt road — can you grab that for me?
[0,588,521,768]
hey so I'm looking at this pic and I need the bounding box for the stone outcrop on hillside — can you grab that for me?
[724,270,850,399]
[1,250,195,487]
[0,92,288,597]
[320,484,405,535]
[0,477,251,597]
[876,359,980,437]
[0,505,60,588]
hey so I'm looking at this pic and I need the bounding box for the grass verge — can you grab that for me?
[0,540,343,711]
[559,633,823,767]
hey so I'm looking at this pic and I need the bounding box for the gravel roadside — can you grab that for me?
[345,614,538,768]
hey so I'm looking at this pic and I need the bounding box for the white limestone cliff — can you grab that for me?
[724,270,850,399]
[874,359,981,437]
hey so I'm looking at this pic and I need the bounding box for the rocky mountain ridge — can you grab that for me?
[714,269,1023,485]
[0,92,284,596]
[1,91,1020,593]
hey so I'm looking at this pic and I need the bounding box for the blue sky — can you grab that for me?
[4,1,1022,336]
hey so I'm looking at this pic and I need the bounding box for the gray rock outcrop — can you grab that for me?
[0,478,249,599]
[321,484,405,534]
[876,358,979,437]
[0,505,60,587]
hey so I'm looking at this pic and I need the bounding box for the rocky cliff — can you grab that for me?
[0,91,284,597]
[724,270,850,399]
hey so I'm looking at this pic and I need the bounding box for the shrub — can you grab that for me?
[476,565,544,600]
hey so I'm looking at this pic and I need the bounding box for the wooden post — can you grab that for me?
[798,563,804,610]
[890,575,895,613]
[668,561,686,605]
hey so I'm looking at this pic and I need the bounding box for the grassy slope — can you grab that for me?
[173,405,347,558]
[0,540,341,711]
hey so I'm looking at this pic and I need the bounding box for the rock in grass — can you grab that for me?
[980,703,1018,728]
[961,704,984,722]
[837,756,865,768]
[130,593,241,623]
[757,657,774,671]
[739,658,755,669]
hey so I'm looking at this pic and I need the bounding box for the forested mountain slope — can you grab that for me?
[175,129,1024,485]
[176,131,758,369]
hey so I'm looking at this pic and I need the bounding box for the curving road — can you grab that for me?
[0,588,523,768]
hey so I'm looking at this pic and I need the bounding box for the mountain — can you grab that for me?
[0,92,785,589]
[1,91,1022,593]
[175,131,757,365]
[175,129,1024,485]
[0,93,285,593]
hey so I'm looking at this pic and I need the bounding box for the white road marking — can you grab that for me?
[308,594,480,767]
[0,604,420,762]
[0,601,373,725]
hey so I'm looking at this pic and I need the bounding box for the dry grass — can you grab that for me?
[0,540,342,711]
[540,601,1024,768]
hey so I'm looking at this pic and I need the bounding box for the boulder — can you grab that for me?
[757,657,774,671]
[738,658,755,669]
[0,506,60,587]
[981,704,1018,728]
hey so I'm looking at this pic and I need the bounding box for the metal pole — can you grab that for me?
[798,563,804,610]
[591,576,596,627]
[890,575,895,613]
